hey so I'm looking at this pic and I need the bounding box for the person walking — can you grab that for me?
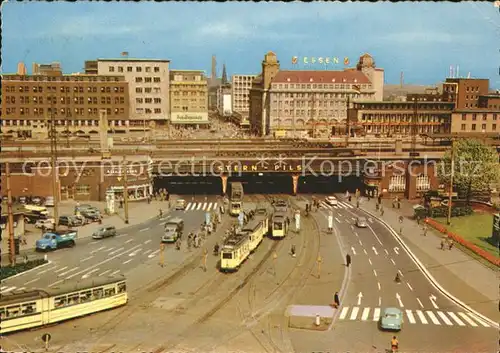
[448,238,454,250]
[440,238,446,250]
[422,224,428,236]
[346,254,351,267]
[290,244,296,258]
[333,291,340,308]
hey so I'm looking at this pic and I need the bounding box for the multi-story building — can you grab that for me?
[442,78,489,109]
[169,70,209,127]
[32,62,62,76]
[86,58,170,129]
[1,70,129,139]
[451,110,499,134]
[249,52,384,137]
[217,84,232,117]
[232,74,257,123]
[478,94,500,110]
[352,100,454,136]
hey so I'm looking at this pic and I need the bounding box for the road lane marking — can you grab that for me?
[361,308,370,321]
[91,246,106,254]
[378,297,382,306]
[339,307,349,320]
[373,308,380,321]
[363,249,367,255]
[0,286,6,290]
[116,233,128,238]
[351,247,357,255]
[405,310,416,324]
[148,249,160,258]
[384,249,389,255]
[207,203,213,211]
[106,247,115,252]
[125,239,134,244]
[372,247,378,255]
[25,278,39,285]
[398,270,404,277]
[110,270,121,276]
[185,202,193,211]
[368,217,373,223]
[353,231,358,237]
[82,268,100,279]
[38,265,58,275]
[416,310,428,324]
[99,270,111,276]
[458,312,477,327]
[48,280,63,288]
[1,287,16,293]
[349,307,359,320]
[128,247,142,256]
[335,217,341,223]
[367,225,384,245]
[144,239,152,245]
[377,282,381,290]
[416,298,424,308]
[390,258,396,265]
[17,287,25,291]
[143,249,152,255]
[202,202,208,210]
[66,245,141,280]
[368,258,372,265]
[426,311,440,325]
[358,239,363,246]
[447,312,465,326]
[80,256,94,263]
[123,259,133,265]
[351,217,356,221]
[139,227,149,232]
[466,313,490,327]
[373,269,377,277]
[109,247,125,256]
[436,311,453,326]
[197,203,202,210]
[59,267,80,277]
[343,202,354,209]
[406,282,413,291]
[54,266,68,273]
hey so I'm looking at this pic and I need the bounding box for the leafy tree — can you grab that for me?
[438,139,500,204]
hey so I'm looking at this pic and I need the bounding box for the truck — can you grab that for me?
[229,182,244,216]
[35,230,78,251]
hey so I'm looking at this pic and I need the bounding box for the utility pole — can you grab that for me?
[122,155,129,224]
[6,163,16,266]
[49,101,59,230]
[447,139,455,225]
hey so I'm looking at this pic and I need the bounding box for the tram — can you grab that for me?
[0,275,127,334]
[271,211,289,239]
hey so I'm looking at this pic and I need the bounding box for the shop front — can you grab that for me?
[170,112,209,128]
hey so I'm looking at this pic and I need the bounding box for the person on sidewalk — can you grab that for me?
[440,238,446,250]
[448,239,454,250]
[290,244,296,258]
[422,225,428,236]
[333,291,340,308]
[346,254,351,267]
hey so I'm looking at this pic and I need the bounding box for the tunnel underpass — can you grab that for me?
[153,173,365,195]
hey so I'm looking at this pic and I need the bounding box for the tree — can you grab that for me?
[438,139,500,204]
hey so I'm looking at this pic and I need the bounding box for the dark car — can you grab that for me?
[24,211,48,224]
[18,196,27,204]
[31,196,44,206]
[59,216,79,227]
[81,209,101,222]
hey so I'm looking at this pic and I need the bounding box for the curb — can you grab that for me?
[360,207,499,329]
[3,260,53,281]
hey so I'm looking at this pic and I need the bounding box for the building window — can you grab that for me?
[492,124,497,131]
[136,98,143,104]
[145,98,152,103]
[135,77,143,83]
[145,77,152,83]
[118,66,123,73]
[145,87,152,93]
[76,185,90,195]
[153,77,160,83]
[145,67,151,73]
[482,113,487,121]
[136,66,142,72]
[388,175,406,192]
[493,113,497,121]
[109,66,115,72]
[471,124,476,131]
[416,174,430,192]
[154,108,161,114]
[472,113,477,120]
[154,67,160,72]
[482,124,486,130]
[461,124,466,131]
[154,98,161,104]
[461,114,466,121]
[136,87,143,93]
[127,67,133,72]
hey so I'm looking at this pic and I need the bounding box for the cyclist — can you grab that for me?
[391,336,399,352]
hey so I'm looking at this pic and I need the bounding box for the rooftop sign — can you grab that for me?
[292,56,350,66]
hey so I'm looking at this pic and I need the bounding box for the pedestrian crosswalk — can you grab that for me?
[320,201,354,210]
[338,306,491,328]
[184,202,220,212]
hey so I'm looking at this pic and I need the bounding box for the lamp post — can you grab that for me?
[447,139,455,225]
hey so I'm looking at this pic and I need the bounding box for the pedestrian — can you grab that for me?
[348,195,352,202]
[356,199,360,208]
[416,215,421,225]
[346,254,351,267]
[440,238,446,250]
[423,225,428,236]
[120,199,124,208]
[333,291,340,308]
[290,244,296,257]
[448,239,454,250]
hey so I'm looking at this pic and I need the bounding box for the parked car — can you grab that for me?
[175,199,186,210]
[18,196,27,204]
[24,211,49,224]
[45,196,55,207]
[379,307,403,331]
[58,215,82,227]
[76,204,98,213]
[35,218,55,229]
[325,196,338,206]
[81,209,101,222]
[355,216,368,228]
[92,226,117,239]
[31,196,44,205]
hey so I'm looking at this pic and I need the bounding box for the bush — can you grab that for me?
[428,206,473,218]
[0,258,48,281]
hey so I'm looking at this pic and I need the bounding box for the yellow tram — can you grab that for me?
[0,275,127,334]
[220,209,268,272]
[271,211,289,238]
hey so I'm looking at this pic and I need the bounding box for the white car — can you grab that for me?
[35,218,55,229]
[325,196,338,206]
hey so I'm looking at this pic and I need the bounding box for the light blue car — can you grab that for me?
[379,307,403,331]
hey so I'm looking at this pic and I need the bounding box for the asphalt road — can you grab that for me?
[0,196,224,292]
[288,193,497,353]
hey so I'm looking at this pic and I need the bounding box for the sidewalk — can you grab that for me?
[359,197,499,321]
[1,198,177,262]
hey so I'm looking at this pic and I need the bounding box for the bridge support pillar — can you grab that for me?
[292,174,300,196]
[221,174,228,196]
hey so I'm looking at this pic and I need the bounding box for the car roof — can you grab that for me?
[167,217,183,223]
[384,307,401,314]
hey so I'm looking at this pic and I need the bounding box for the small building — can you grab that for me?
[451,110,499,134]
[0,207,25,241]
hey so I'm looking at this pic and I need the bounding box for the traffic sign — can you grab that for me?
[42,333,51,342]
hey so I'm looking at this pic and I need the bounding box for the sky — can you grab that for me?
[2,1,499,87]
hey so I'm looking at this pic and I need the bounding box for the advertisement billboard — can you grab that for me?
[223,94,232,116]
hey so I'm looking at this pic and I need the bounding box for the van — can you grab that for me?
[24,205,49,217]
[175,199,186,210]
[45,196,55,207]
[92,226,117,239]
[161,217,184,243]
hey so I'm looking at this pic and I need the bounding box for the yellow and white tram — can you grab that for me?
[0,275,127,334]
[271,212,289,238]
[220,209,269,272]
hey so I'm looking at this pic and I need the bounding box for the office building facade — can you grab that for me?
[169,70,209,126]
